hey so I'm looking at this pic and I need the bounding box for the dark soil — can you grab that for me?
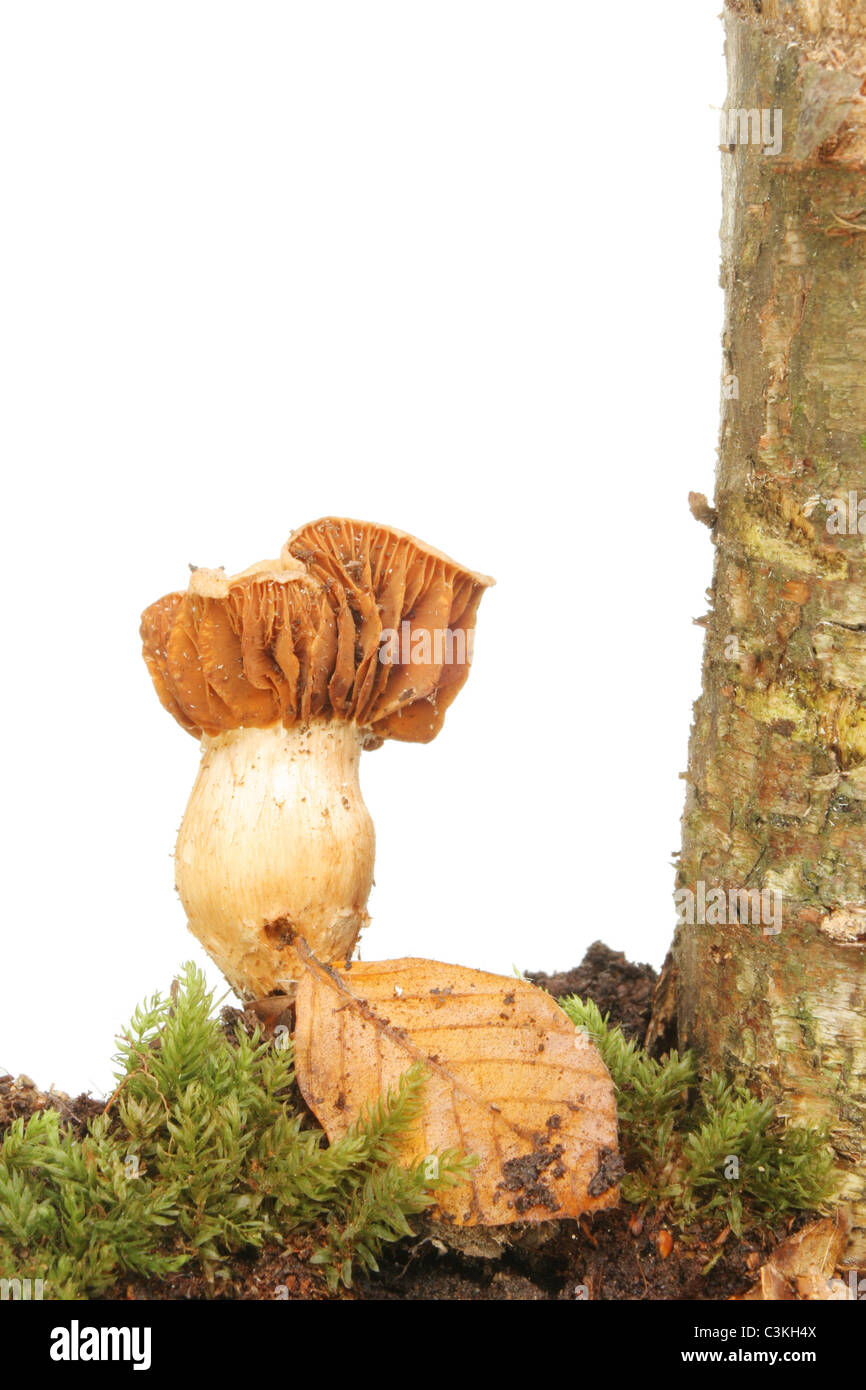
[0,1073,103,1137]
[527,940,658,1043]
[355,1208,786,1302]
[0,941,790,1301]
[96,1208,789,1303]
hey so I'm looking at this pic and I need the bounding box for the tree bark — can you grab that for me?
[663,0,866,1264]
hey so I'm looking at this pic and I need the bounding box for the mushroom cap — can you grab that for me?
[141,517,494,744]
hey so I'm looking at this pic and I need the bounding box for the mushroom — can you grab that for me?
[140,517,494,1000]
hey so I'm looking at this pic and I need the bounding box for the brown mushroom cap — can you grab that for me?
[141,517,494,744]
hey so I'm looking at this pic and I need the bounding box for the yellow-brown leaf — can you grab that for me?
[739,1212,852,1301]
[293,954,620,1226]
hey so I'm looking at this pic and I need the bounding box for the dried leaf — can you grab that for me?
[754,1264,796,1302]
[769,1210,849,1282]
[740,1211,851,1301]
[293,953,619,1226]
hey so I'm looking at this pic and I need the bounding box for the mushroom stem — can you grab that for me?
[174,720,375,999]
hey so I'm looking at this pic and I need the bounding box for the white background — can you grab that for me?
[1,3,725,1096]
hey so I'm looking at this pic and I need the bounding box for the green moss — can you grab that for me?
[0,965,472,1299]
[560,996,835,1237]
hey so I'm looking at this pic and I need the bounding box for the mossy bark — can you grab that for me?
[665,1,866,1262]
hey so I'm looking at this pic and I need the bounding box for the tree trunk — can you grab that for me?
[662,0,866,1264]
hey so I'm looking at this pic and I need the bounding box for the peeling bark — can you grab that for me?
[665,1,866,1262]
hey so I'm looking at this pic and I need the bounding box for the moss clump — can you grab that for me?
[560,996,835,1237]
[0,964,472,1299]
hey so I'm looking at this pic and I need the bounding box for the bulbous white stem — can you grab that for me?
[175,720,375,1000]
